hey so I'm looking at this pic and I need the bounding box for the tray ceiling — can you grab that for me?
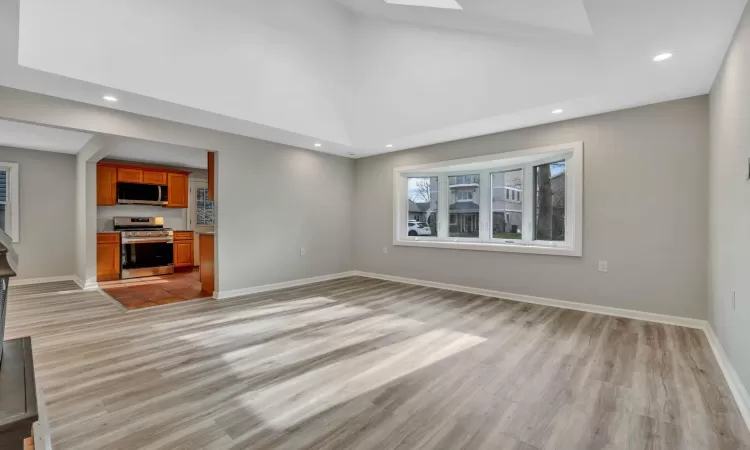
[0,0,746,157]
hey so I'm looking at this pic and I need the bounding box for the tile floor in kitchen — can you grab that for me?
[99,268,212,309]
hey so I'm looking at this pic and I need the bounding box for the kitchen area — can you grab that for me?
[95,150,216,309]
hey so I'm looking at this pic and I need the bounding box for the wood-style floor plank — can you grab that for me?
[5,276,749,449]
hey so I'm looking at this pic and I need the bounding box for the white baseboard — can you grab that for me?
[352,271,707,329]
[10,275,77,286]
[703,324,750,431]
[216,271,358,300]
[74,278,99,291]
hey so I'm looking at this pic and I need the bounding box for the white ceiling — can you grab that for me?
[384,0,463,11]
[0,118,93,153]
[106,140,208,170]
[343,0,594,37]
[0,0,746,158]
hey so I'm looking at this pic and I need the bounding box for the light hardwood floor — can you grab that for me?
[6,276,750,449]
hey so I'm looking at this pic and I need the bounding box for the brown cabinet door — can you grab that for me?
[97,165,117,206]
[142,170,167,185]
[118,168,143,183]
[97,235,121,281]
[173,231,194,241]
[167,173,189,208]
[173,241,193,267]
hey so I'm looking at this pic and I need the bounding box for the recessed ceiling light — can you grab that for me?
[653,53,673,62]
[386,144,393,148]
[102,95,118,102]
[552,109,564,114]
[384,0,462,10]
[348,152,355,156]
[314,143,322,147]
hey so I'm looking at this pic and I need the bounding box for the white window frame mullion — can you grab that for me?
[479,170,490,242]
[522,163,534,243]
[438,173,449,239]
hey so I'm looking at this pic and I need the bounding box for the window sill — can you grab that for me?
[393,238,582,257]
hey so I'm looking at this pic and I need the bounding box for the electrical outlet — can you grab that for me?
[732,290,736,310]
[300,247,306,256]
[598,261,608,272]
[383,247,388,254]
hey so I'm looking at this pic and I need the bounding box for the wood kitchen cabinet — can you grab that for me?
[117,167,143,183]
[173,231,194,268]
[167,172,189,208]
[96,165,117,206]
[97,233,121,281]
[96,162,191,208]
[142,170,167,185]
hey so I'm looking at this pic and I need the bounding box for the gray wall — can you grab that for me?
[709,3,750,400]
[354,96,709,319]
[0,87,354,293]
[0,146,76,279]
[217,144,353,291]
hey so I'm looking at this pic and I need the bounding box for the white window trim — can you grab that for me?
[0,162,19,243]
[393,142,583,257]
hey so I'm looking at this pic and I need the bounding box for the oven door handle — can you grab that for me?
[122,238,174,245]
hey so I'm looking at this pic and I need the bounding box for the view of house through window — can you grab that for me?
[407,176,438,236]
[534,161,566,241]
[492,169,523,240]
[449,174,480,238]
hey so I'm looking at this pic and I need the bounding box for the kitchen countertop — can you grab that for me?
[197,231,215,236]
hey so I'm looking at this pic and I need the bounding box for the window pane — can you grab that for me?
[535,161,566,241]
[407,177,438,236]
[448,174,480,238]
[492,169,523,240]
[0,170,6,203]
[196,187,215,226]
[0,170,7,234]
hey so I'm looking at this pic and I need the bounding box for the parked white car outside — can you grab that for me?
[407,221,432,236]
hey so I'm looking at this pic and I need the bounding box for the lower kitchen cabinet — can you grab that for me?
[173,232,194,268]
[97,233,121,281]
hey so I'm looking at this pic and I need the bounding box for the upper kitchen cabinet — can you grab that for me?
[143,170,168,185]
[97,165,117,206]
[97,162,191,208]
[117,167,143,183]
[167,172,189,208]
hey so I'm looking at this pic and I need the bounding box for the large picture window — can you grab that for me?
[393,142,582,256]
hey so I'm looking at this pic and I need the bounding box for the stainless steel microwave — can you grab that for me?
[117,183,168,206]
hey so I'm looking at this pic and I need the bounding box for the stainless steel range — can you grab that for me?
[114,217,174,279]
